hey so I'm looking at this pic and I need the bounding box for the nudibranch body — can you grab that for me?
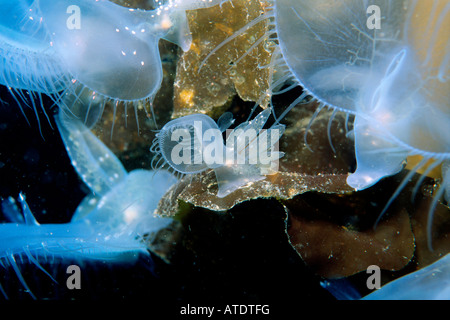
[201,0,449,195]
[281,0,449,189]
[151,109,285,198]
[0,110,177,299]
[271,0,450,194]
[0,0,223,127]
[278,1,450,239]
[199,0,449,251]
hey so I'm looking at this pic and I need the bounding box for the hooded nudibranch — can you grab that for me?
[275,0,450,188]
[0,110,177,299]
[275,0,449,246]
[201,0,449,245]
[0,0,223,129]
[150,109,285,198]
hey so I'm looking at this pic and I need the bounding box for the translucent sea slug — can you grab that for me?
[202,0,449,243]
[151,109,285,197]
[0,0,222,128]
[278,0,449,245]
[0,110,177,299]
[276,0,449,195]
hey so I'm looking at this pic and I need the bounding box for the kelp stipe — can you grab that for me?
[0,111,177,299]
[151,109,285,198]
[363,253,450,300]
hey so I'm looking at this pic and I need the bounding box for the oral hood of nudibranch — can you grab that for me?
[258,0,450,193]
[0,0,226,131]
[205,0,449,189]
[194,0,448,251]
[267,0,450,249]
[150,109,285,198]
[37,0,195,104]
[347,0,450,190]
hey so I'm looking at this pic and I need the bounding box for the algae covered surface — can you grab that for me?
[172,0,273,118]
